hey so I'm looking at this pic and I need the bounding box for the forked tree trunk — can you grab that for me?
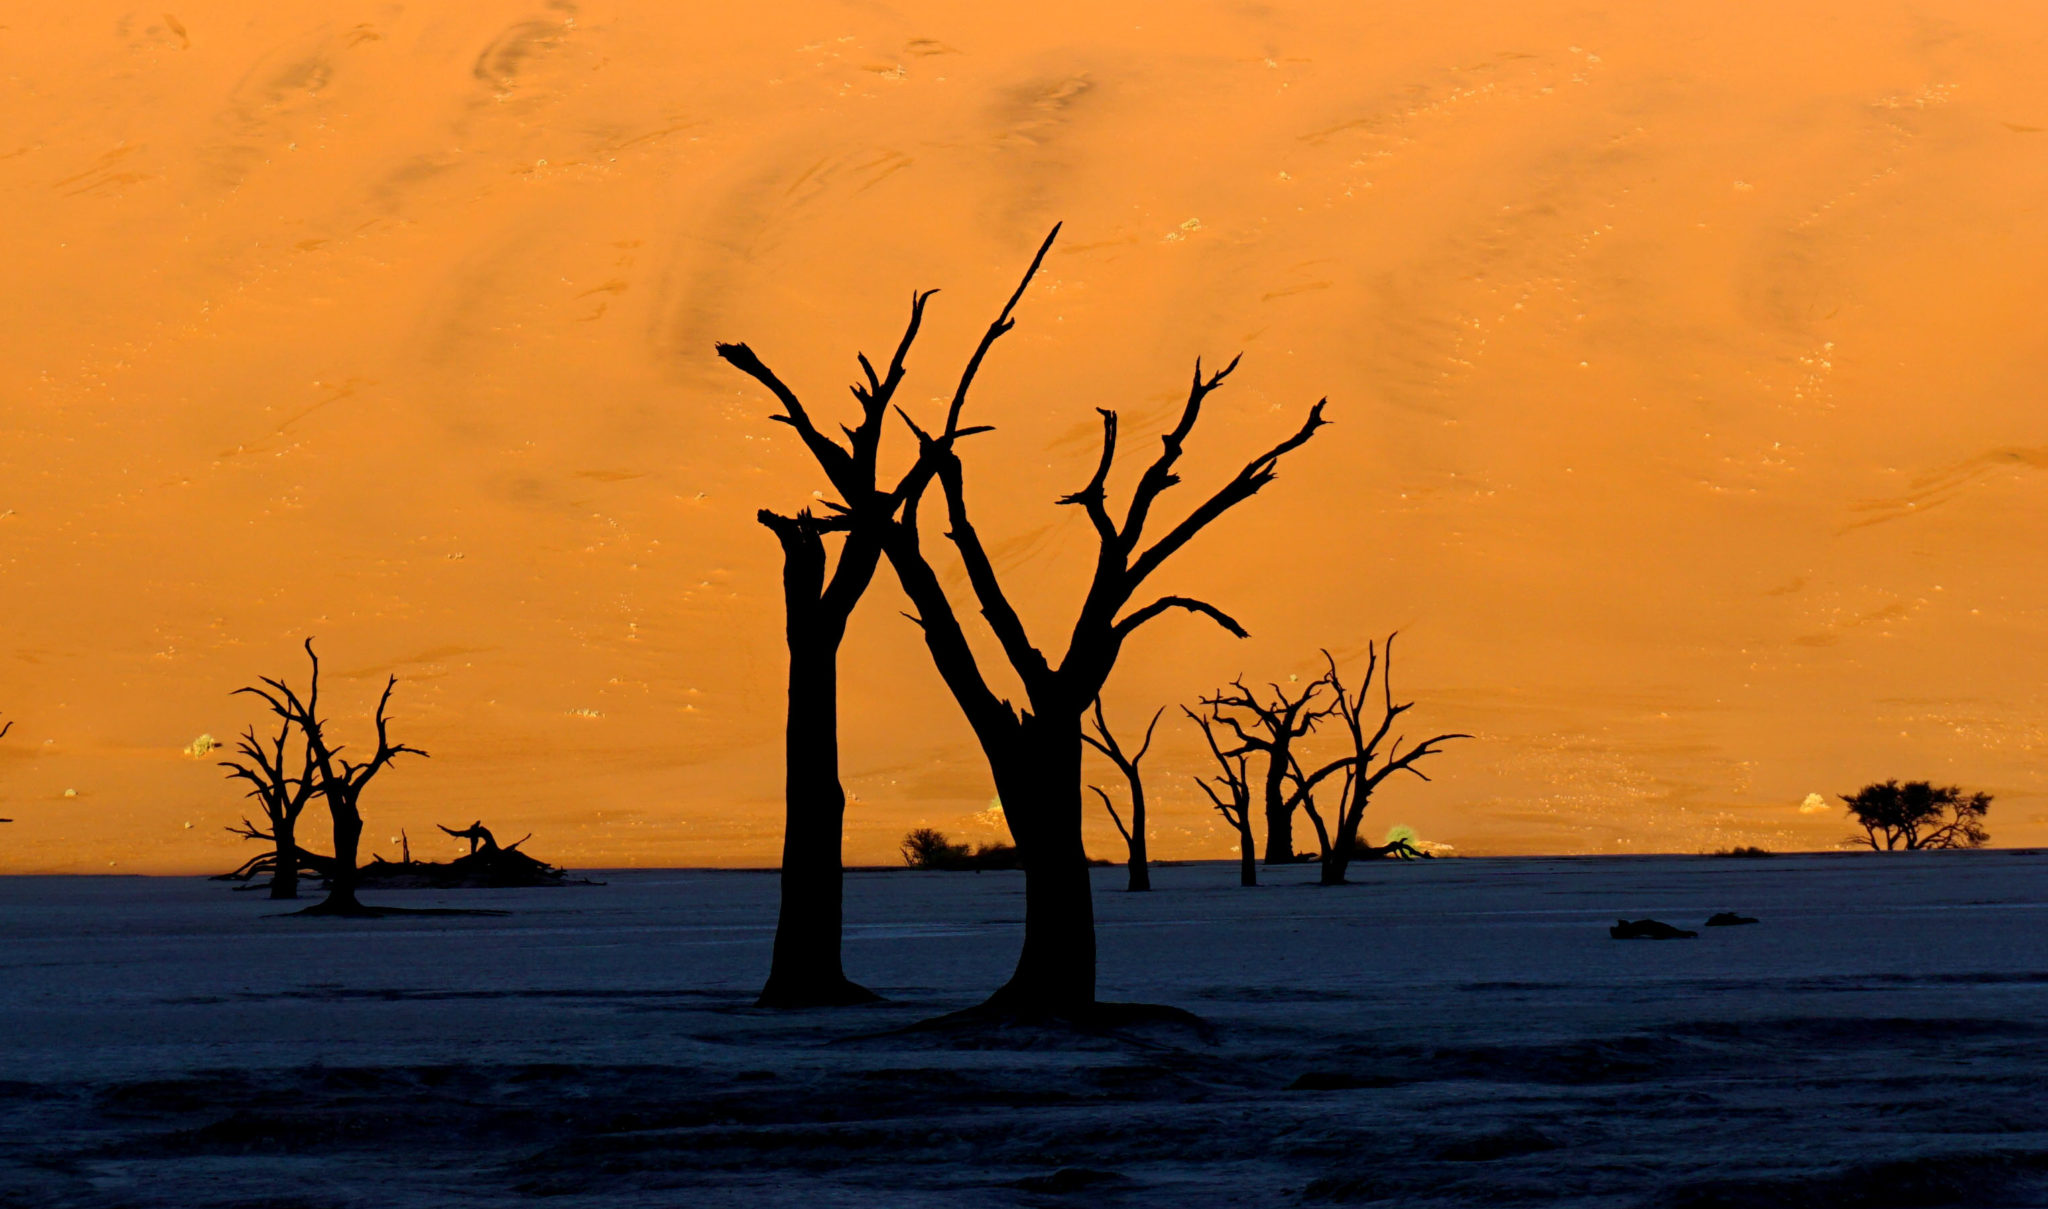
[758,624,878,1007]
[271,817,300,900]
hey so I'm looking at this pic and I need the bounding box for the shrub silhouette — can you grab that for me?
[901,828,973,869]
[900,830,1026,871]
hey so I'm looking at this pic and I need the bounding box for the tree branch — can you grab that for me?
[944,224,1061,436]
[1089,785,1133,844]
[1114,595,1248,642]
[1119,354,1241,549]
[1056,409,1121,545]
[934,451,1051,691]
[714,342,859,495]
[1128,399,1328,587]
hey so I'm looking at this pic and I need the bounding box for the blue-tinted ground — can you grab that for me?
[3,852,2046,1207]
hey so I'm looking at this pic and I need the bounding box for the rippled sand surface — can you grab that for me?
[3,3,2046,870]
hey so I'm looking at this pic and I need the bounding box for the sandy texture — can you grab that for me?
[3,3,2048,871]
[4,853,2047,1204]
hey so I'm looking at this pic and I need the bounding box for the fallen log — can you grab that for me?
[218,823,596,891]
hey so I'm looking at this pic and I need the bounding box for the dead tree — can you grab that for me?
[236,640,427,916]
[1187,704,1258,886]
[882,245,1325,1016]
[729,225,1326,1015]
[1202,676,1333,864]
[1288,639,1467,885]
[1,714,11,823]
[218,708,322,899]
[717,260,996,1008]
[1083,698,1164,892]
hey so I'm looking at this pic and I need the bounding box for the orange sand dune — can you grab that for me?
[3,2,2046,873]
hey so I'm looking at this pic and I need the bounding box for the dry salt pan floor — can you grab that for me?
[4,853,2048,1208]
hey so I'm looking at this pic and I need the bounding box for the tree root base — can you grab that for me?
[755,977,885,1010]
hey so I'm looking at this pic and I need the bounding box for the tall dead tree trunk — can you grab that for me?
[1188,705,1258,886]
[729,225,1327,1017]
[1203,678,1332,864]
[1084,698,1163,892]
[757,510,876,1006]
[237,640,426,916]
[0,715,12,825]
[717,287,940,1008]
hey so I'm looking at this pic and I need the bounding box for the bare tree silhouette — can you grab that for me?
[881,261,1325,1017]
[218,705,323,899]
[1842,780,1991,850]
[1,714,11,825]
[234,641,427,916]
[1286,639,1466,885]
[726,225,1325,1016]
[1083,698,1164,892]
[715,244,1023,1007]
[1187,704,1258,886]
[1201,677,1332,864]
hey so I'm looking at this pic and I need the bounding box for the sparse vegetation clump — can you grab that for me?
[1842,780,1991,850]
[901,827,972,869]
[900,829,1023,871]
[1711,846,1774,858]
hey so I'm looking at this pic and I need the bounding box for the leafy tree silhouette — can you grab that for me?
[1842,780,1990,850]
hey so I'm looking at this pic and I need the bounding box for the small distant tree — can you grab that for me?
[1083,699,1164,892]
[235,640,428,915]
[902,827,973,869]
[1202,677,1332,864]
[1842,780,1991,850]
[0,714,12,825]
[1187,704,1258,886]
[1287,639,1466,886]
[219,706,323,899]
